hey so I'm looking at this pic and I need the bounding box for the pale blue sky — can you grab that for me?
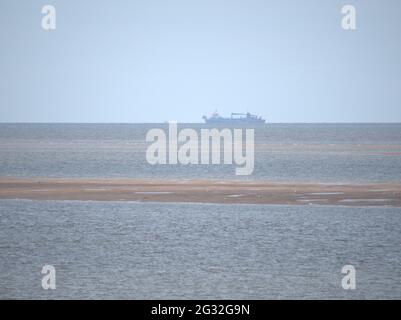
[0,0,400,122]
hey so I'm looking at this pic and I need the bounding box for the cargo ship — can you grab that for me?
[202,111,266,124]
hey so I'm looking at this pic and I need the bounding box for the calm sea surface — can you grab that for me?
[0,123,401,182]
[1,200,401,299]
[0,124,400,299]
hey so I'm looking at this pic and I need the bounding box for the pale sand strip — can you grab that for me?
[0,178,401,207]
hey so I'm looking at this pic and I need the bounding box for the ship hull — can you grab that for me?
[204,119,266,124]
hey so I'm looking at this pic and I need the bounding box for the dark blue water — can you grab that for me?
[0,123,401,182]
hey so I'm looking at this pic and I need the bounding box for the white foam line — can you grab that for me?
[308,192,344,195]
[339,199,393,203]
[135,192,173,195]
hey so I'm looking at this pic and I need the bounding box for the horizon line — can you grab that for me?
[1,121,401,125]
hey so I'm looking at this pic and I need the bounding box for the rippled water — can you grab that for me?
[1,124,401,299]
[0,123,401,182]
[1,200,400,299]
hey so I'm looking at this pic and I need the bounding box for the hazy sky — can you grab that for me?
[0,0,400,122]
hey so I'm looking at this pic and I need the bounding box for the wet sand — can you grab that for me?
[1,178,401,207]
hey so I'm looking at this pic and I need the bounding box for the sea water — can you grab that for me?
[1,123,401,299]
[0,123,401,182]
[1,200,400,299]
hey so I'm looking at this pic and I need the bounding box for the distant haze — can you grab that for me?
[1,0,400,123]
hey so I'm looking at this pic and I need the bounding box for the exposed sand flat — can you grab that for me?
[0,178,401,207]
